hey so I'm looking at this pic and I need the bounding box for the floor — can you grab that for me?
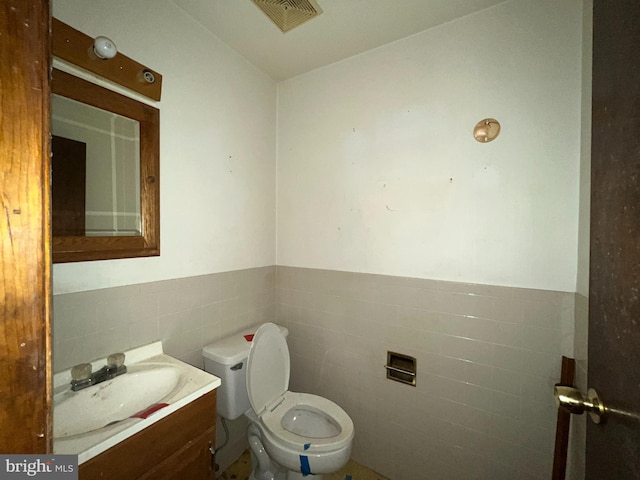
[219,449,389,480]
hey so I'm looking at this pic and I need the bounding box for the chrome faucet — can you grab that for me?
[70,353,127,391]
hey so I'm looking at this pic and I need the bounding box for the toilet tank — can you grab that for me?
[202,323,288,420]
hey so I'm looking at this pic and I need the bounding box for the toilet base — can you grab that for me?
[247,467,325,480]
[285,472,324,480]
[248,423,326,480]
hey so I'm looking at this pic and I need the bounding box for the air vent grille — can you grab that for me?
[252,0,323,33]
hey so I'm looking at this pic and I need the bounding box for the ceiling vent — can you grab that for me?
[252,0,323,33]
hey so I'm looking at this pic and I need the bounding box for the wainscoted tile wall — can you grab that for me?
[276,266,575,480]
[53,265,576,479]
[53,266,276,371]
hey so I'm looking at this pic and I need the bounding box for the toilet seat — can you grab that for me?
[261,391,354,453]
[246,324,354,454]
[246,323,290,416]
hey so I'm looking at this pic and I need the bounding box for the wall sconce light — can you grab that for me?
[473,118,501,143]
[93,36,117,59]
[53,18,163,100]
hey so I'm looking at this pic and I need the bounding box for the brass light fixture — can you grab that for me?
[473,118,501,143]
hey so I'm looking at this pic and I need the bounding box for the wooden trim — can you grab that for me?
[552,356,576,480]
[52,69,160,263]
[52,17,162,101]
[0,0,52,453]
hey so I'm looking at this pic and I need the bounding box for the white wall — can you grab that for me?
[52,0,277,294]
[576,0,593,298]
[53,0,583,295]
[277,0,583,293]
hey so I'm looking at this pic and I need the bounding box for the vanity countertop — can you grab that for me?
[53,342,220,464]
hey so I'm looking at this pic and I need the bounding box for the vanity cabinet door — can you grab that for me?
[140,426,215,480]
[79,390,216,480]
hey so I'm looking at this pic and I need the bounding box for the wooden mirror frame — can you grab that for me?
[52,68,160,263]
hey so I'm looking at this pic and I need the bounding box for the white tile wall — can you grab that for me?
[277,266,574,480]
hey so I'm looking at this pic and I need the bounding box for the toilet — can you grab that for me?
[203,323,354,480]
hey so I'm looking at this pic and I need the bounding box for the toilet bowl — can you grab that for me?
[245,323,354,479]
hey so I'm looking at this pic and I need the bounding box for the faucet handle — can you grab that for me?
[107,352,125,368]
[71,363,92,381]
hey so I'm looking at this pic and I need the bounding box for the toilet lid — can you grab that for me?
[246,323,290,415]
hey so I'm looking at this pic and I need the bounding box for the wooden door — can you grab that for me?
[52,135,87,236]
[587,0,640,477]
[0,1,52,452]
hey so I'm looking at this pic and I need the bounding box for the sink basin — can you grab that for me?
[54,363,183,438]
[53,342,221,464]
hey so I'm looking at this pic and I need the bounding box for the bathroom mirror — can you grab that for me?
[51,68,160,263]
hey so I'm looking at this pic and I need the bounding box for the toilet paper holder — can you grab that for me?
[385,351,416,386]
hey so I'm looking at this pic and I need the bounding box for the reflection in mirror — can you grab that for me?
[52,94,141,236]
[52,68,160,263]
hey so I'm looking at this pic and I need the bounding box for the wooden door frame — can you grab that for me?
[0,0,52,452]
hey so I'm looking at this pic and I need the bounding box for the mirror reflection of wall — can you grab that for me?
[51,94,141,236]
